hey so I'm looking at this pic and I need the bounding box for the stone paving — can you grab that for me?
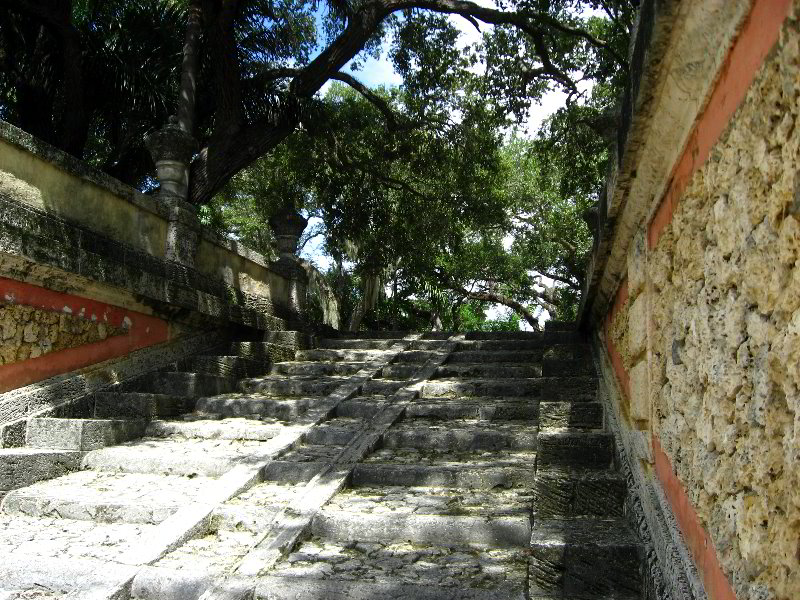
[0,329,644,599]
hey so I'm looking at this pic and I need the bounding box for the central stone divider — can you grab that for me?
[189,335,464,600]
[120,337,417,599]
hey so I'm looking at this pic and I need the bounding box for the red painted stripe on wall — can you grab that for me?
[648,0,793,249]
[0,277,169,392]
[653,436,737,600]
[604,278,630,399]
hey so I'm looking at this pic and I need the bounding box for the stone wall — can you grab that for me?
[582,2,799,600]
[0,302,123,364]
[644,24,800,599]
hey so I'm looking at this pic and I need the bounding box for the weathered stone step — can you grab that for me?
[542,357,595,377]
[26,417,147,451]
[539,401,603,429]
[264,460,329,483]
[140,372,237,397]
[382,421,537,451]
[195,393,314,420]
[334,396,388,419]
[211,481,301,533]
[540,376,598,402]
[533,468,626,519]
[271,361,365,376]
[447,350,543,363]
[361,378,406,395]
[0,523,144,598]
[435,363,542,378]
[303,418,363,445]
[83,436,279,477]
[407,339,449,350]
[465,329,575,339]
[421,378,541,398]
[395,350,440,363]
[229,341,296,363]
[406,397,538,421]
[379,364,419,379]
[94,392,194,420]
[264,539,527,598]
[314,486,532,546]
[0,448,81,493]
[0,470,212,524]
[239,375,349,396]
[363,447,536,468]
[187,354,267,378]
[261,331,312,347]
[278,443,347,464]
[295,348,393,362]
[318,338,399,350]
[529,519,641,597]
[145,418,284,441]
[537,430,614,468]
[352,462,537,489]
[457,334,581,350]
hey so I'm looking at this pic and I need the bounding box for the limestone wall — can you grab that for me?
[644,27,800,598]
[587,3,800,600]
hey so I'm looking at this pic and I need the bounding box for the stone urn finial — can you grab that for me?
[144,117,199,201]
[269,203,309,260]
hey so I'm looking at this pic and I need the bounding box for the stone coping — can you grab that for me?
[0,120,271,271]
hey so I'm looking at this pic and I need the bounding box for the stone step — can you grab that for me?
[361,378,406,395]
[263,540,527,599]
[406,397,538,421]
[0,448,81,493]
[435,363,542,379]
[533,469,627,519]
[82,436,280,477]
[303,418,363,446]
[140,372,237,397]
[465,330,574,339]
[363,447,536,469]
[395,350,440,363]
[271,361,365,377]
[314,486,532,547]
[421,378,542,398]
[338,331,412,339]
[295,348,394,362]
[539,401,603,429]
[239,375,350,396]
[542,358,595,377]
[537,431,614,468]
[93,392,194,419]
[195,393,314,420]
[382,421,537,451]
[229,341,297,363]
[457,334,582,350]
[187,355,267,378]
[0,470,212,524]
[447,350,544,363]
[26,417,147,451]
[262,331,312,347]
[378,364,419,379]
[352,462,537,489]
[0,524,144,598]
[540,376,598,402]
[407,339,450,350]
[334,397,388,419]
[318,338,399,350]
[274,443,346,465]
[529,519,642,597]
[145,418,284,441]
[264,460,329,483]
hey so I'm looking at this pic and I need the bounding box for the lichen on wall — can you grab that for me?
[648,19,800,600]
[609,298,633,370]
[0,303,124,364]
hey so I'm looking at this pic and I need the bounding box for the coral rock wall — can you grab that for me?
[646,19,800,600]
[0,303,124,364]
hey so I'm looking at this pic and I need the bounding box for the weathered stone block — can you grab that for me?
[629,360,650,422]
[627,228,647,297]
[627,293,648,360]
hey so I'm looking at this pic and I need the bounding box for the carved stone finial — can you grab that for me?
[144,121,198,201]
[268,204,309,260]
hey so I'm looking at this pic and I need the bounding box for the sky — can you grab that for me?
[300,10,581,327]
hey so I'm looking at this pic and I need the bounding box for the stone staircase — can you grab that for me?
[0,326,643,599]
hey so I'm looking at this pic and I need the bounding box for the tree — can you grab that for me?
[0,0,634,203]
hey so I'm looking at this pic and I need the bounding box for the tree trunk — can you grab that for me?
[348,274,381,332]
[177,0,203,134]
